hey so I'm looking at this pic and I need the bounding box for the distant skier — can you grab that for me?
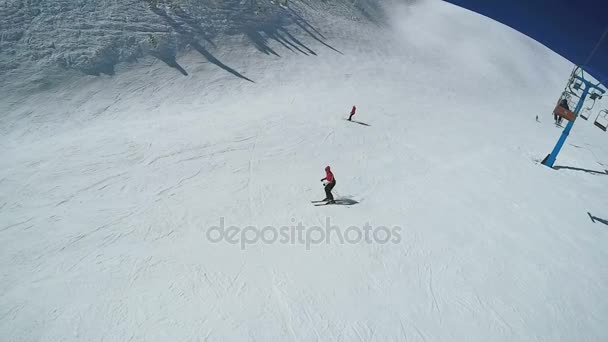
[348,105,357,121]
[320,166,336,204]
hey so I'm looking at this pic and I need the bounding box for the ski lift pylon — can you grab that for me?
[594,110,608,131]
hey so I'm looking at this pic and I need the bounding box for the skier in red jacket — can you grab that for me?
[320,166,336,203]
[348,105,356,121]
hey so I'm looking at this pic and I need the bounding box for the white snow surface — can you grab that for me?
[1,0,608,341]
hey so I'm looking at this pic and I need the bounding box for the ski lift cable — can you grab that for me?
[583,24,608,68]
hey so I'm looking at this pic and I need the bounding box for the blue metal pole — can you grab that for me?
[542,85,589,168]
[542,74,605,168]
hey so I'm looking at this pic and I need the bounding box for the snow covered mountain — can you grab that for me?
[1,0,607,341]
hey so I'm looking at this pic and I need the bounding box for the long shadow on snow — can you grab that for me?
[286,6,327,40]
[333,198,359,206]
[553,165,608,176]
[346,119,371,126]
[151,52,188,76]
[190,42,255,83]
[171,5,217,48]
[243,6,343,57]
[289,8,343,55]
[243,11,318,57]
[150,7,254,82]
[141,0,388,81]
[587,212,608,226]
[245,25,318,57]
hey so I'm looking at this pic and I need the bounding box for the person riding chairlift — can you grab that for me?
[556,98,570,125]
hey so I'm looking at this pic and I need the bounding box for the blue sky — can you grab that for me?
[444,0,608,85]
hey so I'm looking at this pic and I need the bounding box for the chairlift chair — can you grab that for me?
[553,99,576,122]
[581,97,598,121]
[594,110,608,131]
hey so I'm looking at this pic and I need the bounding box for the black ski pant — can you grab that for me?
[324,180,336,201]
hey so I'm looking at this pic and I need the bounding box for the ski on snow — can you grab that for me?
[311,200,335,206]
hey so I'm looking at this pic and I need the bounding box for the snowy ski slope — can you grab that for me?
[1,0,607,341]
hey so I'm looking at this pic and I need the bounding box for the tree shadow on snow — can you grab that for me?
[70,1,384,79]
[553,165,608,176]
[150,6,254,82]
[190,41,255,83]
[171,5,217,48]
[151,52,188,76]
[289,9,343,55]
[587,212,608,226]
[140,1,357,80]
[242,5,343,58]
[243,15,318,57]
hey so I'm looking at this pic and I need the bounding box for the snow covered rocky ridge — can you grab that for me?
[1,0,608,341]
[0,0,383,89]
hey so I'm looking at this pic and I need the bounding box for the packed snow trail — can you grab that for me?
[1,0,608,341]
